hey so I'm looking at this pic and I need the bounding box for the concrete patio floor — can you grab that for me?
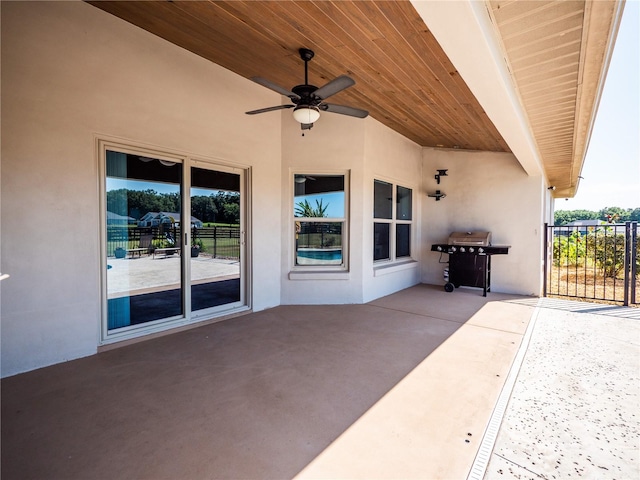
[2,284,638,479]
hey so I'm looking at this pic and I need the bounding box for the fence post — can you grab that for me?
[624,222,631,306]
[213,225,217,259]
[632,222,638,304]
[543,223,549,297]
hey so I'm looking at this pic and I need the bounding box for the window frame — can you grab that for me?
[292,171,349,271]
[373,178,414,264]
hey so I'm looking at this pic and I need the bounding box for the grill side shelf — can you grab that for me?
[430,244,510,255]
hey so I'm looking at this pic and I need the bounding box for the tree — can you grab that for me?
[191,195,218,223]
[295,199,328,218]
[212,191,240,224]
[598,206,627,223]
[554,207,640,225]
[554,209,598,225]
[106,188,180,220]
[223,203,240,224]
[106,188,241,225]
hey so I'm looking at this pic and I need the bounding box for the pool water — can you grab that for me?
[297,249,342,260]
[296,248,343,265]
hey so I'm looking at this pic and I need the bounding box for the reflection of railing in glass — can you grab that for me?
[193,226,241,259]
[106,225,240,259]
[296,222,343,265]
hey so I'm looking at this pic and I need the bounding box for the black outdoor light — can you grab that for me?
[428,190,446,201]
[435,169,448,184]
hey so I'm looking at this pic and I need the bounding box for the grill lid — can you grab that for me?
[448,231,491,246]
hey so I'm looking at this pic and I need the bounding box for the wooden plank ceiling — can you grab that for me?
[87,0,620,196]
[87,0,510,152]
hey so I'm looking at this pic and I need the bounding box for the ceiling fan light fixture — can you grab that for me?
[293,105,320,124]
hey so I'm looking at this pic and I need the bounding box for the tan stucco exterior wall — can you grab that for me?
[1,1,551,377]
[280,111,366,304]
[421,148,545,296]
[362,119,423,303]
[279,106,423,304]
[1,1,282,376]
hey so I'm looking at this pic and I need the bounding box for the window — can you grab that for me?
[294,174,346,268]
[374,180,413,262]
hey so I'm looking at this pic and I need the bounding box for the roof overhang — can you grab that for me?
[489,0,624,198]
[87,0,624,198]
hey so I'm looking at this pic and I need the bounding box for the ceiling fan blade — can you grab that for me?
[321,103,369,118]
[313,75,355,100]
[251,77,300,99]
[246,104,294,115]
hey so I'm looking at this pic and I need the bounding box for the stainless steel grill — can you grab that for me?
[448,231,491,246]
[431,231,510,296]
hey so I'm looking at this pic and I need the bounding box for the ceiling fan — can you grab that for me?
[246,48,369,131]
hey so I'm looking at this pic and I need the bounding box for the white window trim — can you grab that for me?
[373,177,415,265]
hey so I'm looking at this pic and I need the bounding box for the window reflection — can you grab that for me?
[294,175,346,267]
[105,151,183,330]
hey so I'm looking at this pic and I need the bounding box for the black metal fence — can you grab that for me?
[107,225,240,259]
[296,222,342,248]
[544,222,638,305]
[192,225,240,259]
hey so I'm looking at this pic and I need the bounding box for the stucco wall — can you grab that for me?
[279,111,422,305]
[421,148,544,296]
[362,119,423,303]
[1,1,552,377]
[1,2,282,377]
[280,108,366,304]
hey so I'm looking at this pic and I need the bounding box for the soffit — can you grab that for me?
[487,0,622,197]
[86,0,510,152]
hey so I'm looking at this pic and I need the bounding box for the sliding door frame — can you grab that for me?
[98,138,250,345]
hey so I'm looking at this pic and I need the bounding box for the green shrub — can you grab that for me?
[553,228,638,279]
[553,231,585,267]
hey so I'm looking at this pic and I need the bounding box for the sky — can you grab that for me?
[558,1,639,212]
[295,192,345,218]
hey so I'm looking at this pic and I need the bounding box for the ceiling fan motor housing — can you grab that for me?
[292,84,321,106]
[245,46,368,128]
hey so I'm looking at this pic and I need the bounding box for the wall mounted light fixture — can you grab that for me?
[435,169,448,184]
[428,190,446,201]
[548,186,556,191]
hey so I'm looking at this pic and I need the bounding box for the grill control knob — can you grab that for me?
[437,246,443,251]
[450,246,457,253]
[469,247,475,253]
[478,247,484,253]
[460,247,466,253]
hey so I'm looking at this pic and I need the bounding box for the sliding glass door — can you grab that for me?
[102,144,246,340]
[190,165,242,315]
[105,151,183,330]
